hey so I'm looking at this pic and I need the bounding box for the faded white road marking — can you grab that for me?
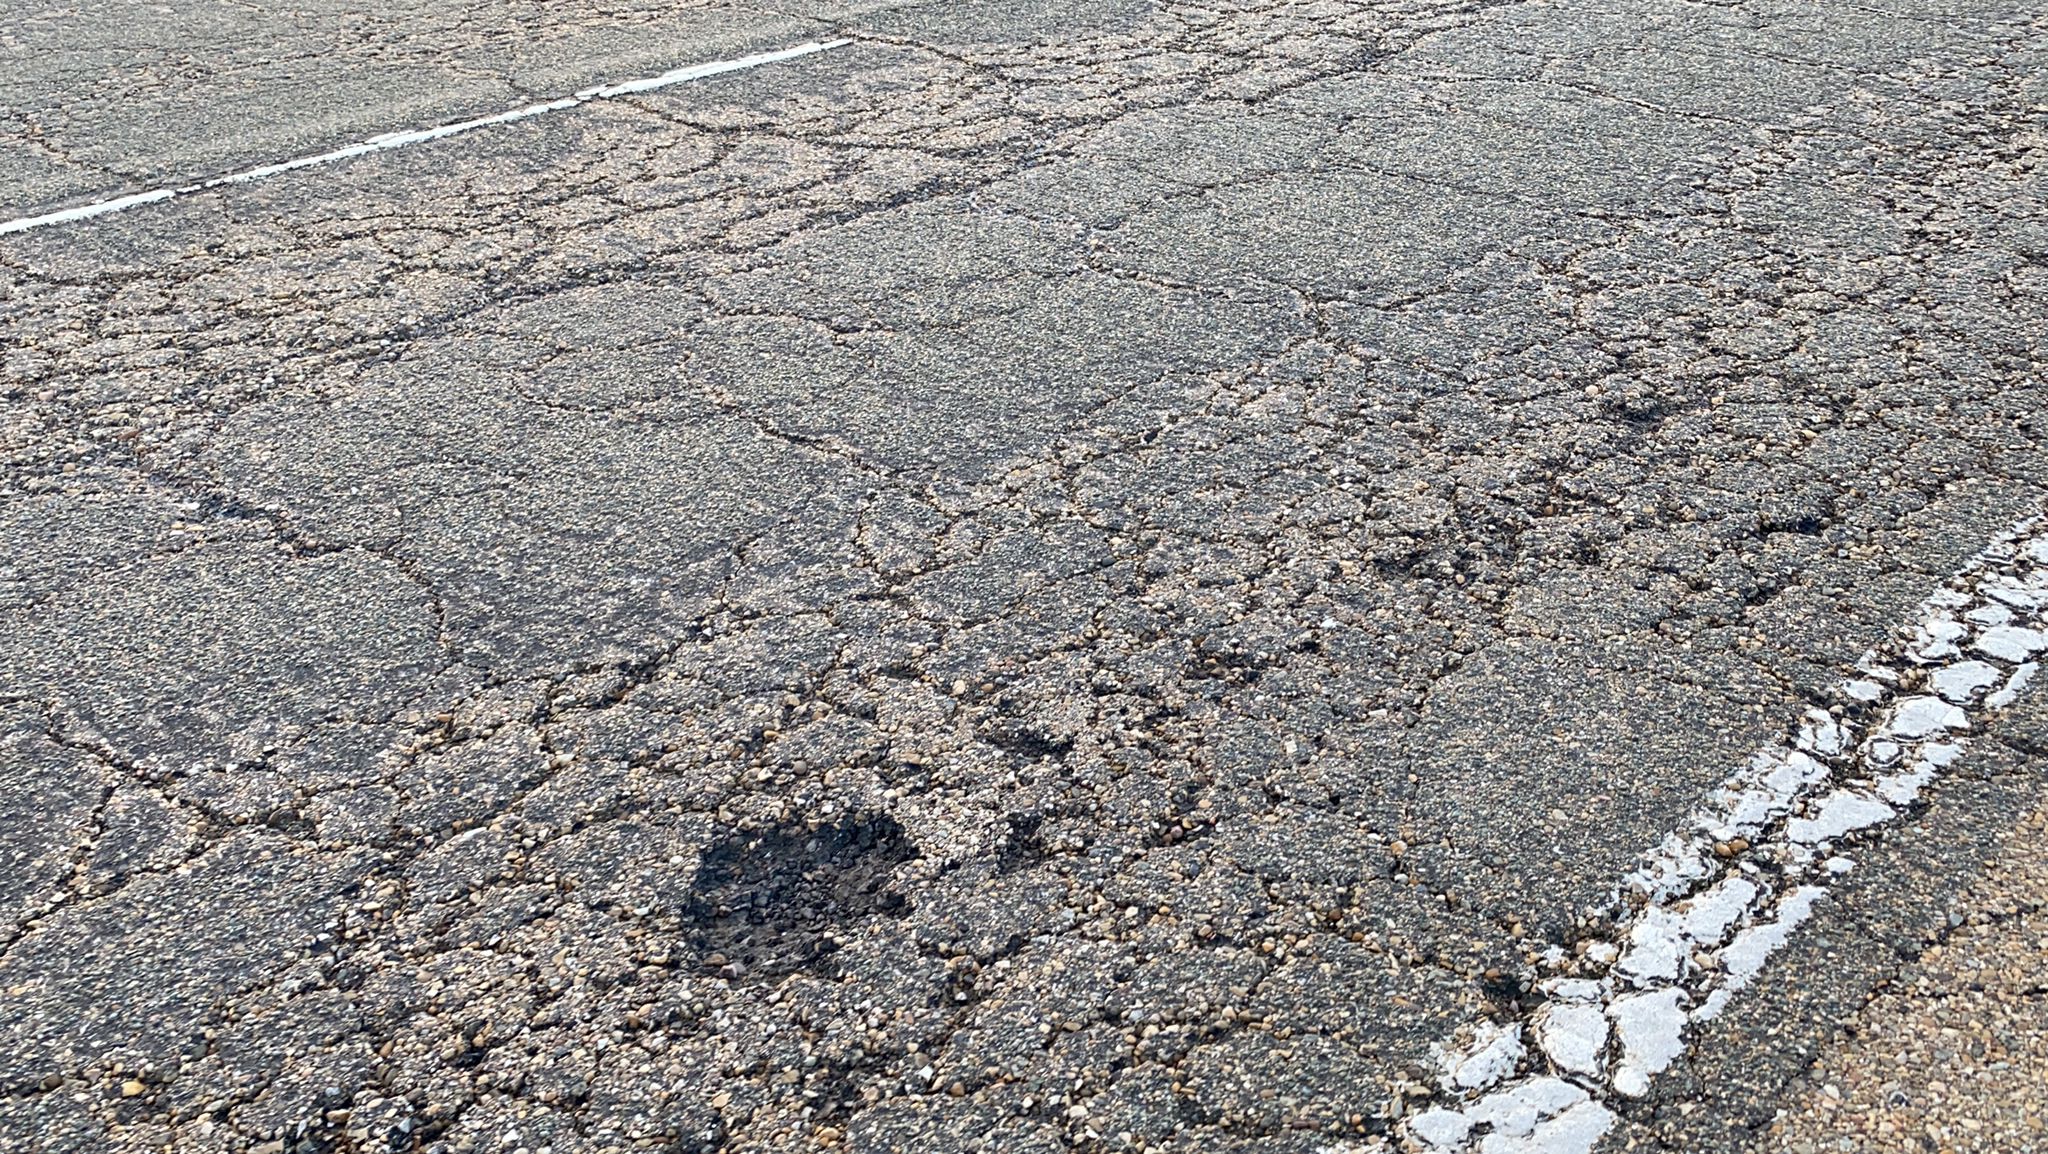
[1372,514,2048,1153]
[0,39,852,238]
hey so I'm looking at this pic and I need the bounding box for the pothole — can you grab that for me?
[684,812,917,981]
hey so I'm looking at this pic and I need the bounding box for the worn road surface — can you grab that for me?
[3,1,2046,1152]
[1773,795,2048,1153]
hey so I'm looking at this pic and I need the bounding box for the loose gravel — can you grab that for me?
[1769,798,2048,1154]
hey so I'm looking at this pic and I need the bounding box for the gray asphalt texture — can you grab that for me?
[1,0,2045,1152]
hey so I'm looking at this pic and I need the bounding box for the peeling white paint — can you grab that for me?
[1985,580,2044,609]
[1932,660,2002,702]
[1923,743,1963,769]
[1883,695,1968,739]
[1987,662,2036,708]
[1535,1001,1608,1076]
[1694,886,1827,1022]
[1795,708,1849,756]
[1444,1022,1526,1091]
[1968,603,2014,626]
[1786,791,1896,845]
[1466,1078,1587,1137]
[1629,829,1713,902]
[1974,624,2048,662]
[1678,875,1758,947]
[0,39,853,237]
[1717,886,1826,990]
[1405,515,2048,1151]
[1610,988,1688,1096]
[1409,1078,1613,1154]
[1695,749,1828,843]
[1616,907,1686,982]
[1477,1101,1615,1154]
[1874,755,1937,806]
[1412,1108,1475,1149]
[1541,978,1603,1002]
[1915,618,1968,659]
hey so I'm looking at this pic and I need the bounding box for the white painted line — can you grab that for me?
[0,38,853,238]
[1352,513,2048,1154]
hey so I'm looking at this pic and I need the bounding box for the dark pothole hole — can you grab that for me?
[684,812,917,981]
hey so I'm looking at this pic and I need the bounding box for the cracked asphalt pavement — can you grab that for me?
[2,0,2045,1151]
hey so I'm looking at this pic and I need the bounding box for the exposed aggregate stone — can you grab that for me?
[1,0,2045,1152]
[1771,799,2048,1154]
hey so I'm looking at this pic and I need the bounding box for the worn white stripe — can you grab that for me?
[0,38,852,238]
[1369,513,2048,1154]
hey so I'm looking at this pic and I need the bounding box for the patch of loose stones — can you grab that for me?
[1393,519,2048,1154]
[1768,801,2048,1154]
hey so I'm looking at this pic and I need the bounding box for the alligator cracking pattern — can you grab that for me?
[2,0,2046,1152]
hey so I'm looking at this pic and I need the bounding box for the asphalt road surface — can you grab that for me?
[2,1,2045,1152]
